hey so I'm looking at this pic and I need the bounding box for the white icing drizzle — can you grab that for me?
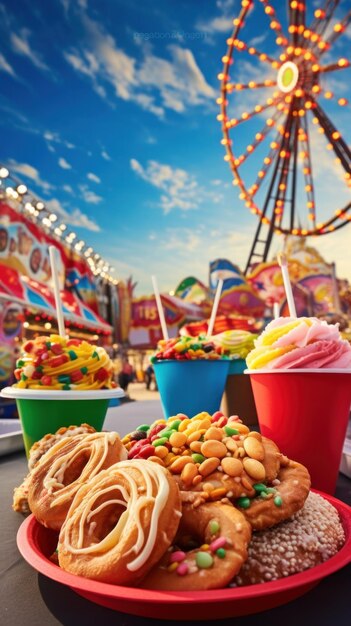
[61,459,170,572]
[42,432,122,506]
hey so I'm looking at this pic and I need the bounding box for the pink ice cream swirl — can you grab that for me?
[253,317,351,370]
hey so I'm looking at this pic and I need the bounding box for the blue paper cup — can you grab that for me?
[153,359,230,419]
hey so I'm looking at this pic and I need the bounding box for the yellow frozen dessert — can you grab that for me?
[14,335,116,390]
[212,330,257,360]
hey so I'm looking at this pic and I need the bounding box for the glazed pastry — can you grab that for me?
[234,491,345,585]
[27,431,127,530]
[141,502,251,590]
[13,424,96,514]
[122,412,311,529]
[58,459,182,586]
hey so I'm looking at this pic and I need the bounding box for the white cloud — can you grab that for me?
[63,14,215,117]
[130,158,223,214]
[79,184,103,204]
[10,29,49,72]
[44,130,76,151]
[196,15,233,34]
[87,172,101,183]
[7,160,53,192]
[0,53,17,77]
[58,157,72,170]
[45,198,101,232]
[63,184,74,194]
[101,149,111,161]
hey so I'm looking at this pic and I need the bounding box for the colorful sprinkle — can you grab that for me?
[210,537,227,552]
[274,495,283,507]
[237,497,251,509]
[200,544,210,551]
[80,367,88,374]
[176,563,189,576]
[209,520,220,535]
[92,350,100,360]
[196,552,214,569]
[253,483,268,493]
[16,359,25,367]
[216,548,226,559]
[136,424,150,432]
[167,562,178,573]
[152,437,168,447]
[170,551,186,563]
[192,453,206,464]
[68,350,78,360]
[169,420,181,431]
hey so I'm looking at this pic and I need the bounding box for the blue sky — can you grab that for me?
[0,0,350,296]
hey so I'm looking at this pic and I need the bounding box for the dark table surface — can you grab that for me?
[1,401,351,626]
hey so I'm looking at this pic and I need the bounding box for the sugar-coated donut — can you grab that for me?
[141,502,251,590]
[234,492,345,585]
[58,459,182,586]
[27,431,127,530]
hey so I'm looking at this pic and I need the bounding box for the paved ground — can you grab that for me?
[127,382,160,402]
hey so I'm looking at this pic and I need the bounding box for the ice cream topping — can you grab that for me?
[14,334,116,390]
[246,317,351,370]
[151,330,256,362]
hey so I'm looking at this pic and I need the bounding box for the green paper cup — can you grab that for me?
[0,387,125,457]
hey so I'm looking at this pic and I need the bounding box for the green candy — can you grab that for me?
[68,350,78,361]
[21,373,28,381]
[80,367,88,374]
[92,350,100,360]
[136,424,150,432]
[157,429,173,439]
[224,426,239,436]
[190,343,201,351]
[192,453,205,464]
[216,548,226,559]
[16,359,25,367]
[266,487,276,494]
[253,483,268,493]
[274,495,283,507]
[45,342,51,350]
[237,497,251,509]
[150,356,157,364]
[152,437,168,447]
[196,551,213,569]
[209,520,220,535]
[169,420,181,431]
[63,384,71,390]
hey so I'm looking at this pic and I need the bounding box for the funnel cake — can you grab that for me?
[27,431,127,530]
[58,459,182,586]
[123,411,311,529]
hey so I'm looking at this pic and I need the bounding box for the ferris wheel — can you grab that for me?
[218,0,351,273]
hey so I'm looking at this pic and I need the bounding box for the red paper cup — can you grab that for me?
[246,369,351,495]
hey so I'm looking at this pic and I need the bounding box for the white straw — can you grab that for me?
[277,252,297,317]
[49,245,66,337]
[207,278,224,337]
[273,302,280,319]
[151,275,169,341]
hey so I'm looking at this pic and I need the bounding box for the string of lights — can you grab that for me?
[0,166,118,285]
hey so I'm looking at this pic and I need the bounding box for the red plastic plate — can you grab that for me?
[17,492,351,620]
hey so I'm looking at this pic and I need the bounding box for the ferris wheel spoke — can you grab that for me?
[232,39,280,68]
[234,110,284,170]
[323,10,351,49]
[259,1,288,48]
[288,0,306,48]
[225,79,276,93]
[309,1,340,37]
[225,93,284,128]
[319,58,350,74]
[311,100,351,173]
[271,104,297,227]
[248,130,283,197]
[299,115,317,229]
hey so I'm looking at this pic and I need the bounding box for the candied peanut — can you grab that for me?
[202,482,214,492]
[192,474,203,487]
[243,436,265,461]
[190,441,203,453]
[247,431,262,441]
[243,457,266,481]
[169,431,187,447]
[154,445,169,459]
[169,456,194,473]
[210,487,227,500]
[198,457,220,477]
[225,438,238,452]
[241,476,254,492]
[234,423,250,434]
[181,462,199,486]
[201,440,227,459]
[221,457,243,477]
[187,429,206,444]
[198,418,212,430]
[234,446,246,458]
[148,456,165,466]
[164,453,177,466]
[204,427,223,441]
[184,420,202,434]
[178,419,191,432]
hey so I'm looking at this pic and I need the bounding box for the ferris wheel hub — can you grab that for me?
[277,61,299,93]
